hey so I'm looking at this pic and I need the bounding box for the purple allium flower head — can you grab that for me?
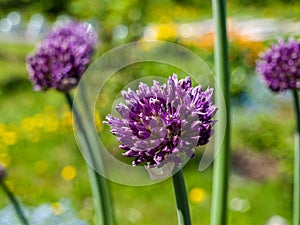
[105,74,217,167]
[26,21,98,92]
[256,38,300,92]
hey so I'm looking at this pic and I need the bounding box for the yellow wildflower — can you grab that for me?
[61,165,77,181]
[189,187,206,204]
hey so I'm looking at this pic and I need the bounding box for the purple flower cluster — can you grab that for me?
[26,21,98,92]
[256,38,300,92]
[105,74,217,167]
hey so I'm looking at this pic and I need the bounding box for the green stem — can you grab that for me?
[65,92,114,225]
[172,170,192,225]
[210,0,231,225]
[292,89,300,225]
[0,180,29,225]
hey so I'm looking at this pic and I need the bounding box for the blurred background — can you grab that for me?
[0,0,300,224]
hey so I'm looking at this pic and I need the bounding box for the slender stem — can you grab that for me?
[172,170,192,225]
[292,89,300,225]
[0,180,29,225]
[65,92,114,225]
[65,93,93,162]
[210,0,231,225]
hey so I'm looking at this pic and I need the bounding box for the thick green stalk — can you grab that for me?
[65,92,114,225]
[210,0,231,225]
[172,170,192,225]
[292,89,300,225]
[0,180,29,225]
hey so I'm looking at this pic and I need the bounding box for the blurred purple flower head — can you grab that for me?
[26,21,98,92]
[105,74,217,167]
[256,38,300,92]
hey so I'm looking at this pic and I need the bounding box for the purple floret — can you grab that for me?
[105,74,217,167]
[256,38,300,92]
[26,21,98,92]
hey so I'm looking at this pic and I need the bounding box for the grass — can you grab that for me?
[0,37,295,225]
[226,1,300,19]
